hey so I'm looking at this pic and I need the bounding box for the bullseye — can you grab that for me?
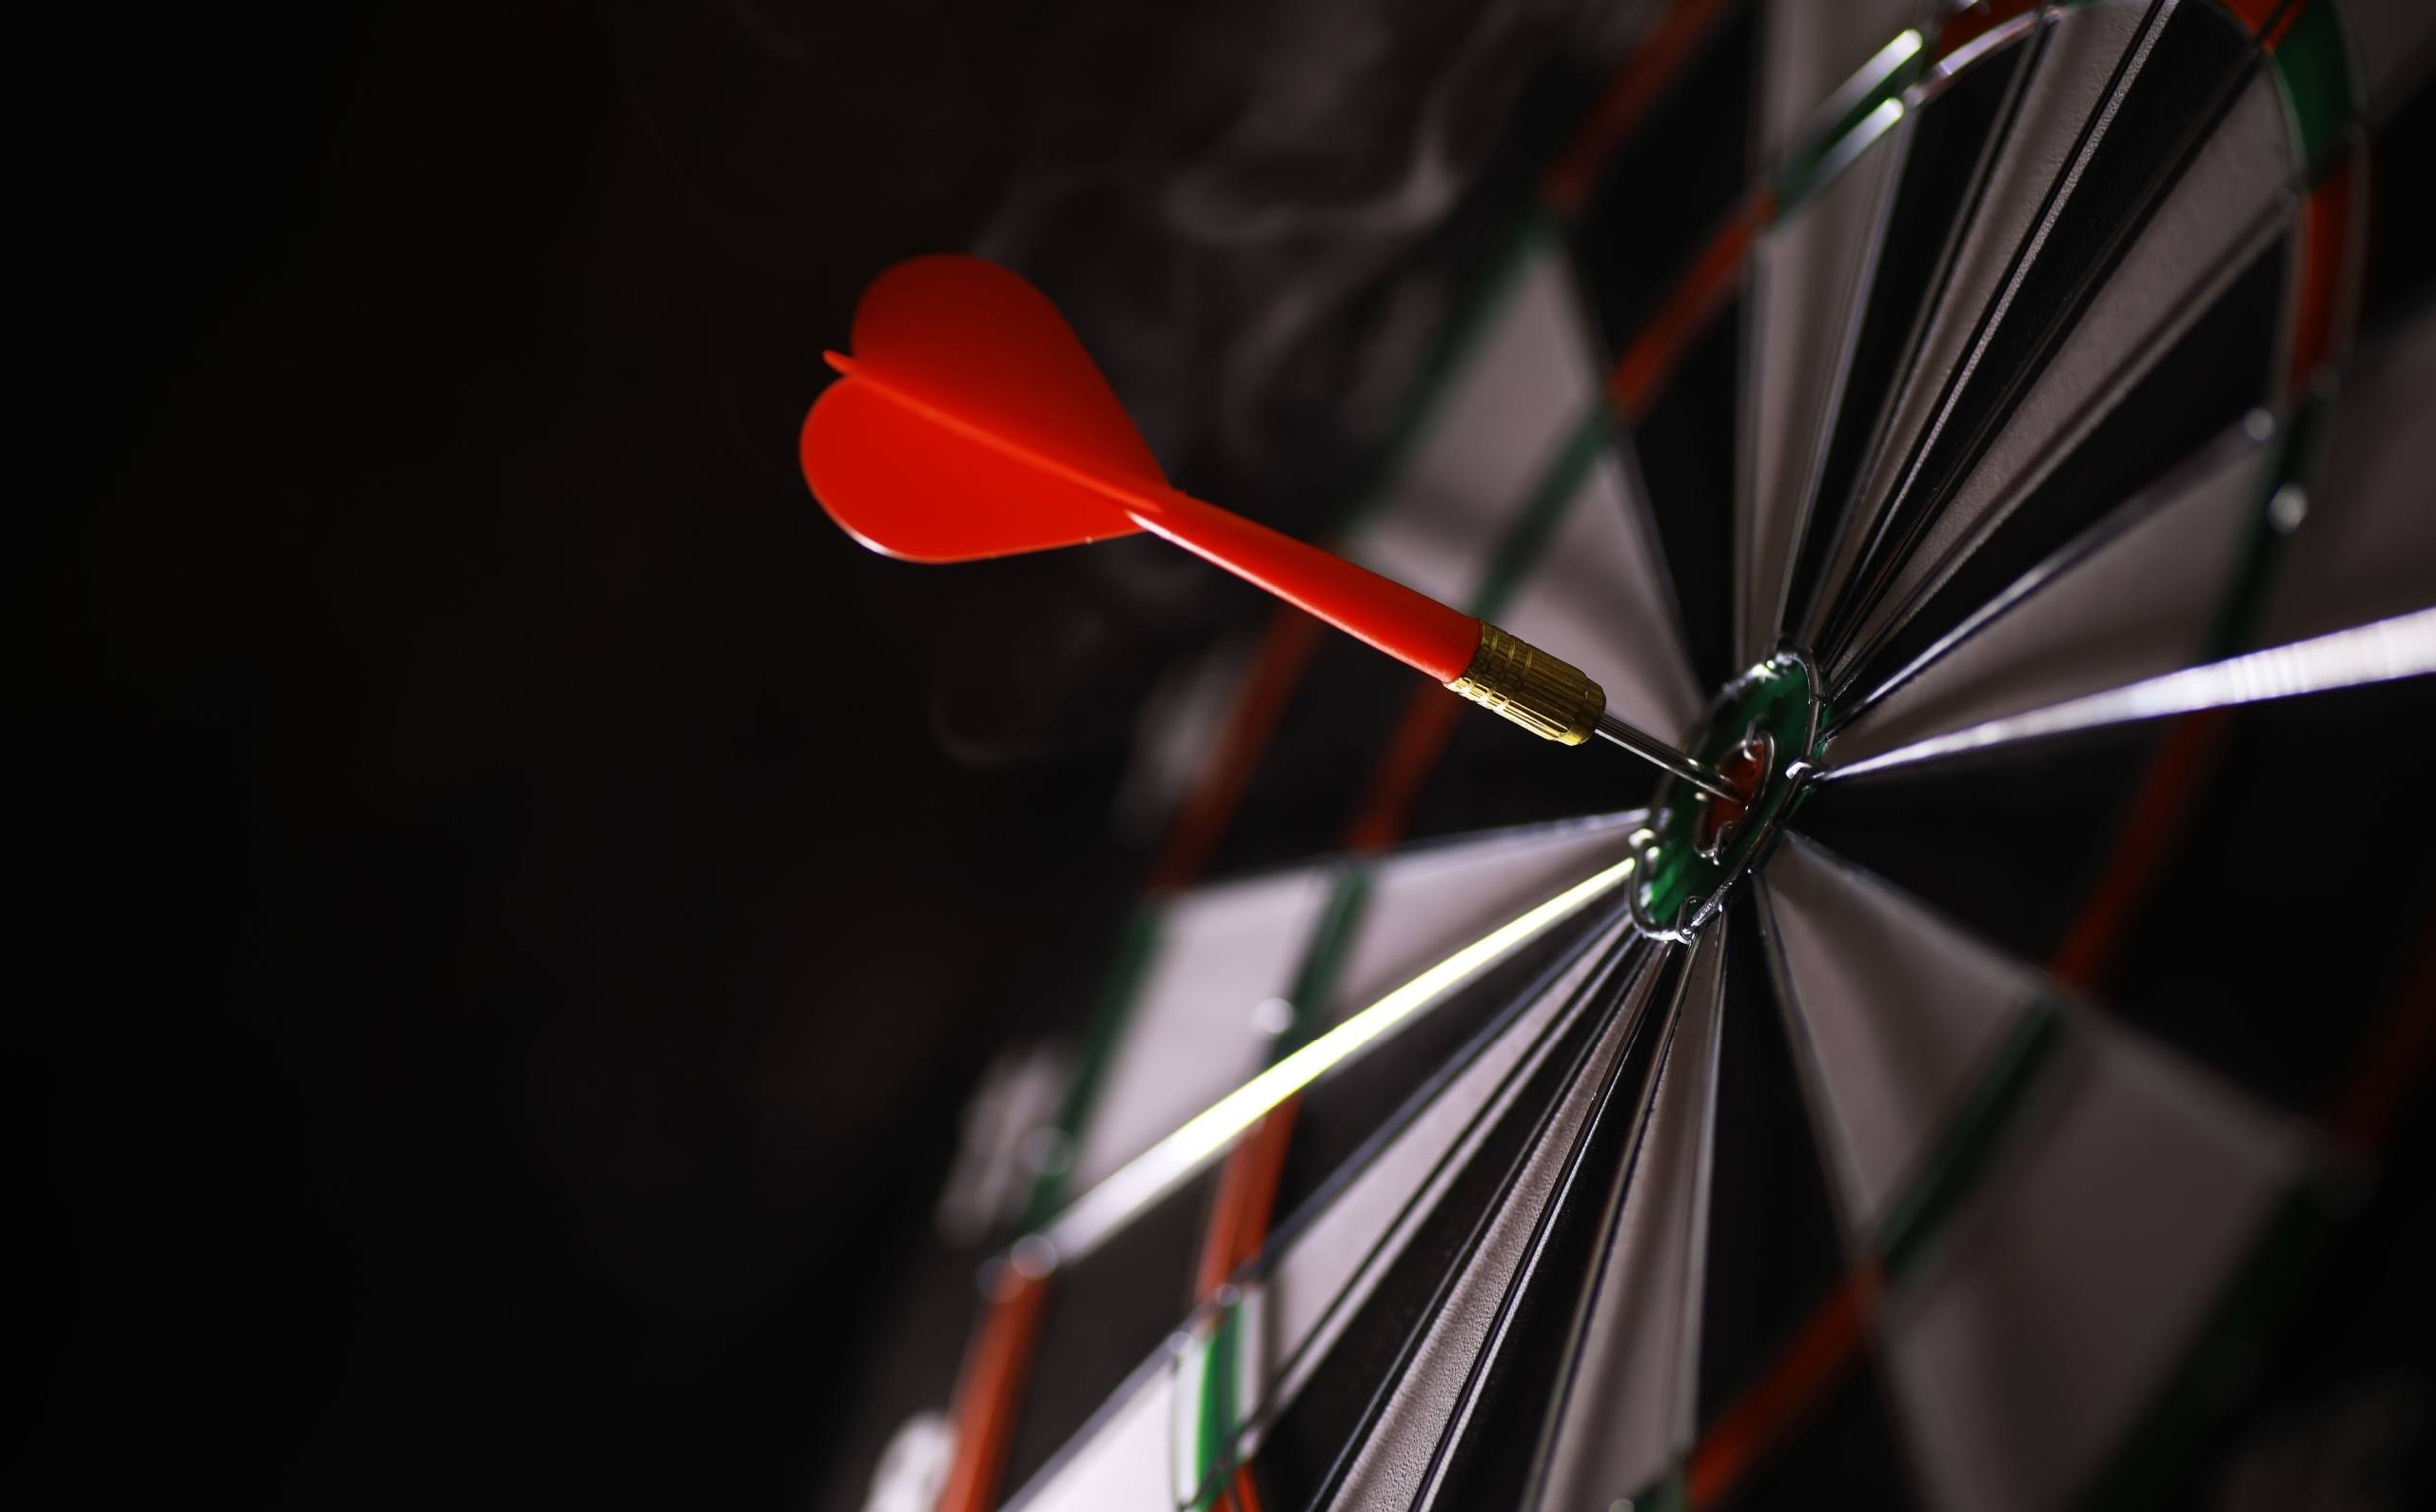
[1694,732,1776,858]
[1630,652,1825,941]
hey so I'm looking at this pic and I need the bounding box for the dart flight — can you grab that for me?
[799,255,1734,797]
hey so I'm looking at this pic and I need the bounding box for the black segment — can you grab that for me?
[1781,32,2035,648]
[1409,952,1682,1509]
[1002,1164,1212,1492]
[1843,237,2284,701]
[2360,72,2436,332]
[1794,719,2162,969]
[1732,1353,1925,1512]
[1272,902,1634,1229]
[1820,0,2263,664]
[1257,936,1640,1511]
[2105,676,2436,1120]
[1571,0,1757,363]
[1208,633,1436,876]
[1694,902,1847,1424]
[1633,303,1744,690]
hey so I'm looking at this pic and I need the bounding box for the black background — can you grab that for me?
[30,3,1190,1504]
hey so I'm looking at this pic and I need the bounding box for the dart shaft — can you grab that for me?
[1143,512,1736,795]
[1131,491,1481,681]
[1595,711,1741,800]
[1146,498,1733,795]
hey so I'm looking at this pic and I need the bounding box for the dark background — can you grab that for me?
[31,3,1182,1504]
[30,0,1606,1503]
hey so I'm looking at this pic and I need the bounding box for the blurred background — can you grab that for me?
[29,1,1638,1504]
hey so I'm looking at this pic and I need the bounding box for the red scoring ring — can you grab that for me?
[1693,732,1775,857]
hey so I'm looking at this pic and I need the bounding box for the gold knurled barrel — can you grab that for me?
[1443,621,1606,745]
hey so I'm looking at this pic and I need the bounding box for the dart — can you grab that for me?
[798,254,1737,800]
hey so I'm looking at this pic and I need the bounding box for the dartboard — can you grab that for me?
[832,2,2436,1508]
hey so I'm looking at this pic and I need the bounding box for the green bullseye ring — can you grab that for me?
[1629,651,1827,941]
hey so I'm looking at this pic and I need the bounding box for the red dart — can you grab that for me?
[798,255,1735,796]
[801,256,1479,680]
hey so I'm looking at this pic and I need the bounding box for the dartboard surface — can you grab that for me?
[831,3,2436,1509]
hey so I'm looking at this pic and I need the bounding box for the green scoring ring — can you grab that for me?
[1628,651,1826,941]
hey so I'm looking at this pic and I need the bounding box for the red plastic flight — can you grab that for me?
[799,255,1482,684]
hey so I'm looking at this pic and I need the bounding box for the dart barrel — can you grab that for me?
[1444,621,1605,746]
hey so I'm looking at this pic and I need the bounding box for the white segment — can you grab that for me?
[858,1412,953,1512]
[1837,67,2295,671]
[1013,925,1642,1512]
[1885,1020,2309,1512]
[1345,234,1595,609]
[1330,815,1641,1019]
[1746,841,2317,1509]
[1740,121,1907,665]
[1829,428,2269,771]
[2258,304,2436,648]
[1823,608,2436,777]
[1072,810,1640,1199]
[1527,923,1726,1510]
[1810,0,2151,637]
[1004,1358,1176,1512]
[1326,950,1657,1511]
[1070,869,1333,1191]
[1042,849,1642,1265]
[1496,442,1705,736]
[1758,835,2048,1234]
[1346,239,1699,736]
[1260,925,1635,1419]
[1756,0,1935,165]
[2342,0,2436,117]
[1741,4,1939,665]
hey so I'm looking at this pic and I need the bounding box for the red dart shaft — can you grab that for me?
[1129,495,1732,795]
[1129,491,1480,683]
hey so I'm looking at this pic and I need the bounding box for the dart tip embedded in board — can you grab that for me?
[798,252,1737,797]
